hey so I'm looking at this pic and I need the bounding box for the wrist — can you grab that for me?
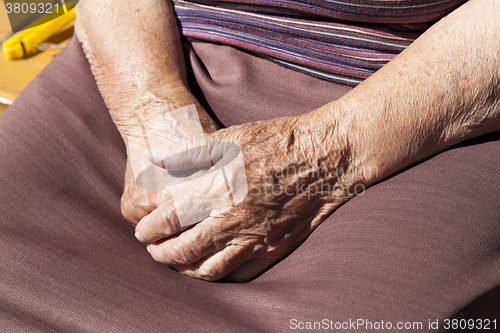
[304,98,414,193]
[295,104,371,202]
[112,85,218,141]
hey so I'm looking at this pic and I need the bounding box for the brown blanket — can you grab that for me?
[0,36,499,332]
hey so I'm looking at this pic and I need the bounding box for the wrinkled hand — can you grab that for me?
[135,114,369,282]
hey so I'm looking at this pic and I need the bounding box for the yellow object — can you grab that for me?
[2,4,76,60]
[0,103,7,116]
[0,6,73,106]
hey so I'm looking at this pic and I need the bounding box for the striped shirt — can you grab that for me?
[173,0,467,85]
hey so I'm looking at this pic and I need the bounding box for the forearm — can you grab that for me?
[310,0,500,183]
[75,0,217,136]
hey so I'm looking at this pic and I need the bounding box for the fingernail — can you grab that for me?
[146,244,152,253]
[135,229,145,242]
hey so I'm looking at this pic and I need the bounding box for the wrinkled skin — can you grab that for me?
[134,114,367,282]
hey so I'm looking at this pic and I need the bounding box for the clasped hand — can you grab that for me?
[131,111,367,282]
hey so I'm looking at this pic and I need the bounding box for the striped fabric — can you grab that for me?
[173,0,466,85]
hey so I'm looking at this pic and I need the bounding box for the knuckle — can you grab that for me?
[120,200,139,224]
[169,244,193,265]
[167,208,182,233]
[121,192,158,221]
[158,207,175,233]
[133,196,155,213]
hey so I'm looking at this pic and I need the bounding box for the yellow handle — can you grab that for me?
[2,5,76,60]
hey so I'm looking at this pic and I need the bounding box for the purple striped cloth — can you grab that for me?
[173,0,466,85]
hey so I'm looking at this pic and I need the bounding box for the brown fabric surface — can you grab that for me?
[0,35,499,332]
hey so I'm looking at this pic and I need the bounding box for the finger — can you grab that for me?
[228,257,278,282]
[146,216,227,265]
[135,201,182,243]
[172,244,256,281]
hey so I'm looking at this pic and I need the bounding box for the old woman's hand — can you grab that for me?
[134,108,377,282]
